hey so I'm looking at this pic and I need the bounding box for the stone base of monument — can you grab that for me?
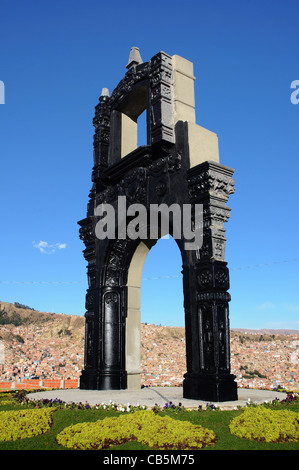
[183,373,238,402]
[80,370,127,390]
[80,370,238,402]
[27,387,287,411]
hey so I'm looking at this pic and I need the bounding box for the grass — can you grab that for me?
[0,389,298,451]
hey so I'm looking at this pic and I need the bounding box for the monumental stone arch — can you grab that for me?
[79,48,238,401]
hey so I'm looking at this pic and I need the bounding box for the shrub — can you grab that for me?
[229,407,299,443]
[14,302,35,311]
[57,410,216,450]
[131,412,216,449]
[0,398,15,406]
[0,408,55,441]
[0,309,23,326]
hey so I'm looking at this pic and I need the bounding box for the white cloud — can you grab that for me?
[33,240,67,254]
[256,301,276,311]
[57,243,67,249]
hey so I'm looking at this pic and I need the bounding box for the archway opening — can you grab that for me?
[126,235,186,389]
[137,109,147,147]
[141,235,184,327]
[141,236,186,388]
[112,83,148,159]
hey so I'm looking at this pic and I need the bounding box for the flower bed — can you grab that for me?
[229,407,299,443]
[56,410,217,450]
[0,408,55,441]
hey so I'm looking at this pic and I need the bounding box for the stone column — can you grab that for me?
[92,90,110,171]
[78,216,100,390]
[183,161,238,401]
[97,287,127,390]
[149,52,174,145]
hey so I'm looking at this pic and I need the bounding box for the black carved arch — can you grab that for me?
[108,80,149,165]
[105,52,174,166]
[80,49,238,401]
[102,232,188,289]
[112,79,148,121]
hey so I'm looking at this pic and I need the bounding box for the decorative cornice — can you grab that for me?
[187,161,235,203]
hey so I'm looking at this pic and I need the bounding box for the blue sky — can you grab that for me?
[0,0,298,329]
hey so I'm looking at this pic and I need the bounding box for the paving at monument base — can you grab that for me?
[28,387,287,410]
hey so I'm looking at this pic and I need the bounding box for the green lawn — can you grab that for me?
[0,390,298,451]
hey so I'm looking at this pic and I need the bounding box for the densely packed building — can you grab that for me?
[0,321,298,391]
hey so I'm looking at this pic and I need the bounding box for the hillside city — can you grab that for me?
[0,302,298,391]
